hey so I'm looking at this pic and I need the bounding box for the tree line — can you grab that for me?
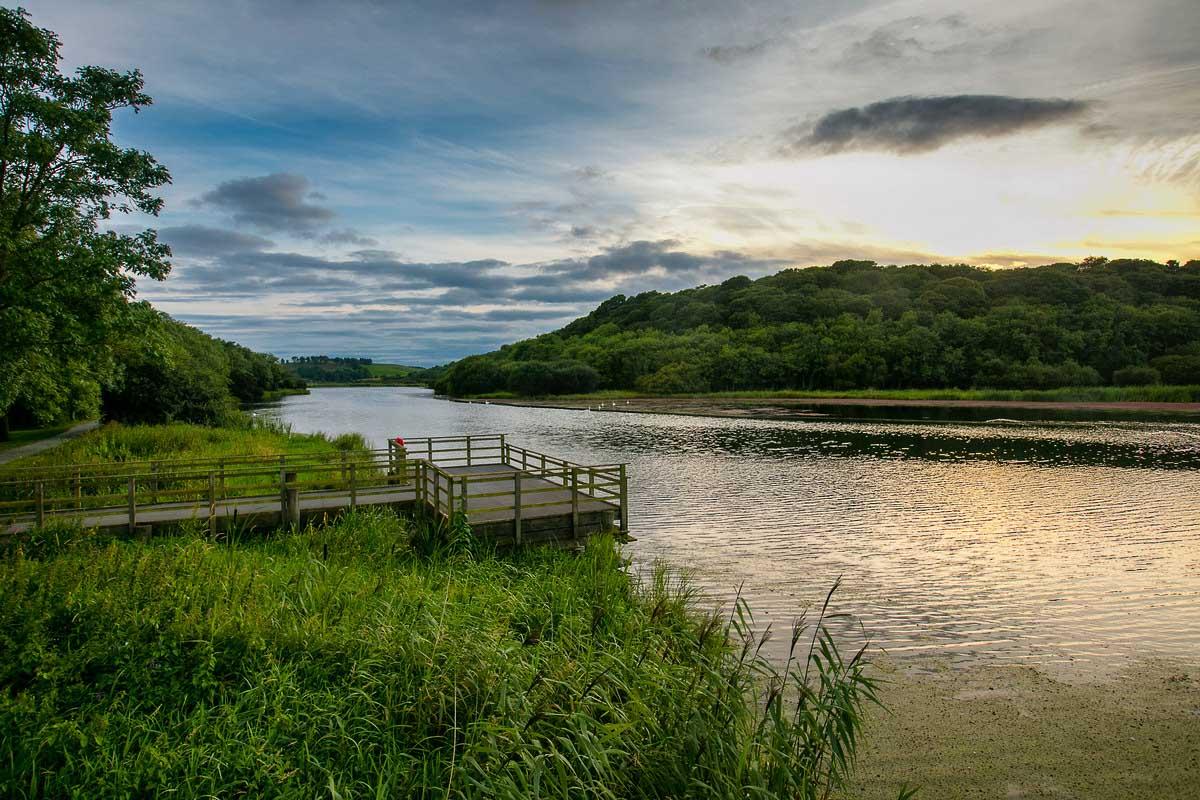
[435,258,1200,397]
[0,9,301,438]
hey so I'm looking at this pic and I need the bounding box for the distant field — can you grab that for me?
[363,363,419,378]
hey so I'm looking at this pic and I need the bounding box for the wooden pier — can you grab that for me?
[0,435,628,547]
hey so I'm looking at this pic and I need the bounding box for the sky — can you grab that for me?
[28,0,1200,364]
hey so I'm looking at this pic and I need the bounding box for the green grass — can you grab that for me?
[0,511,885,799]
[0,422,85,454]
[468,385,1200,404]
[2,419,365,472]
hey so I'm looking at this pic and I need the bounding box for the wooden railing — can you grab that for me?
[0,449,405,533]
[1,434,629,540]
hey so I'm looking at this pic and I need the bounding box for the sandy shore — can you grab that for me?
[463,395,1200,420]
[847,659,1200,799]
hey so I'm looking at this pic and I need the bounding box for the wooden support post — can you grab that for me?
[284,470,300,529]
[435,470,443,517]
[127,477,137,535]
[513,472,522,545]
[540,452,546,472]
[427,439,433,463]
[459,476,468,515]
[571,467,580,538]
[446,474,455,519]
[151,461,159,505]
[399,447,408,484]
[349,462,357,510]
[466,435,473,466]
[35,481,45,528]
[208,472,217,537]
[499,433,507,465]
[618,464,628,533]
[73,469,81,511]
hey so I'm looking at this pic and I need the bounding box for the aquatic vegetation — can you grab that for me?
[0,510,884,799]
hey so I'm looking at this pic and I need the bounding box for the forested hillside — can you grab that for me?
[436,258,1200,396]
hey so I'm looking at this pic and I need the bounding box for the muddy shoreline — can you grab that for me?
[456,395,1200,420]
[851,659,1199,799]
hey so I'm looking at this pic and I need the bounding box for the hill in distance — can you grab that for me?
[435,258,1200,398]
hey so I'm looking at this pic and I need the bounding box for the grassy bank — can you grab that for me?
[1,511,882,799]
[468,385,1200,404]
[2,419,365,472]
[259,387,311,402]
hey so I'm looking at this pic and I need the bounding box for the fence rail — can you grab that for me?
[1,434,628,540]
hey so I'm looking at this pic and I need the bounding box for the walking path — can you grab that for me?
[0,421,101,466]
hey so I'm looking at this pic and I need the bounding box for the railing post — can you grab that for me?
[399,447,408,484]
[284,470,300,529]
[571,467,579,538]
[446,473,455,520]
[466,435,473,466]
[35,481,45,528]
[349,462,357,510]
[151,461,159,505]
[73,469,81,511]
[459,476,468,515]
[435,470,443,517]
[127,477,137,535]
[427,439,433,463]
[499,433,507,465]
[618,464,628,533]
[208,471,217,537]
[513,471,522,545]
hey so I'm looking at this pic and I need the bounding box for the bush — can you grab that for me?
[505,360,600,396]
[636,362,711,394]
[1112,366,1161,386]
[1151,354,1200,385]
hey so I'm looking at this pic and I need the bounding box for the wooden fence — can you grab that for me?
[0,434,628,540]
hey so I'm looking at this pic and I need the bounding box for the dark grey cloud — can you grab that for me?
[538,239,783,283]
[319,228,378,246]
[159,225,274,256]
[785,95,1093,155]
[198,173,337,232]
[701,39,775,65]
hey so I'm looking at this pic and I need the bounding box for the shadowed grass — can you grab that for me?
[0,510,888,799]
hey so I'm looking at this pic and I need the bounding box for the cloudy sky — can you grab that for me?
[32,0,1200,364]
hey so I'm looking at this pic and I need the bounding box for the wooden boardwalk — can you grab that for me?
[0,436,627,546]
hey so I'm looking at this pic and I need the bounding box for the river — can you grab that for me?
[260,387,1200,675]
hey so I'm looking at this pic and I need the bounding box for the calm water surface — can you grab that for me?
[262,387,1200,674]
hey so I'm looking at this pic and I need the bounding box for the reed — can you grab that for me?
[0,510,891,799]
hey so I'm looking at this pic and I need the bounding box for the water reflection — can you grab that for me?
[261,388,1200,674]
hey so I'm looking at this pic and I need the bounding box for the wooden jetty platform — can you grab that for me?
[0,435,628,547]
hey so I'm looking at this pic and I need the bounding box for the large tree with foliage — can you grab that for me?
[0,7,170,438]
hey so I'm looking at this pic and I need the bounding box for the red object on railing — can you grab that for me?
[393,436,405,446]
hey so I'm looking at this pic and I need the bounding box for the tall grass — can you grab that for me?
[0,510,887,799]
[1,419,368,472]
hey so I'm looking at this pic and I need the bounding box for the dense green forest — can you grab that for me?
[436,258,1200,397]
[285,356,375,383]
[284,356,446,386]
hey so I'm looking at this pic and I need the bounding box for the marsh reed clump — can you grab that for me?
[0,509,883,798]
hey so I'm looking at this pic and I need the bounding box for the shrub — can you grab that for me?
[1112,366,1161,386]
